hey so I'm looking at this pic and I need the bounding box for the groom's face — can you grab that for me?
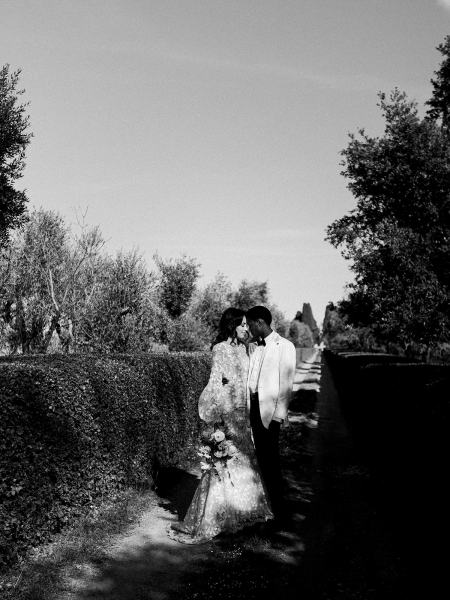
[247,318,263,340]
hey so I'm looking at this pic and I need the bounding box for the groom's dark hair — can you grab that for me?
[246,305,272,326]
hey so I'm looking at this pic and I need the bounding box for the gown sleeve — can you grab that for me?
[198,343,228,424]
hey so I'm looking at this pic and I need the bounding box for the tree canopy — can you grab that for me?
[326,43,450,350]
[154,254,200,319]
[426,35,450,128]
[232,279,269,310]
[0,65,31,245]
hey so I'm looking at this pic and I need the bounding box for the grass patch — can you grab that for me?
[0,486,157,600]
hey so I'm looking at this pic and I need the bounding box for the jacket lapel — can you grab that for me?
[259,332,280,387]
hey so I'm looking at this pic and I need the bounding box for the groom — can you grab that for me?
[245,306,297,520]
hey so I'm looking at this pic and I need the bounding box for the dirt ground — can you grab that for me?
[50,401,410,600]
[48,409,315,600]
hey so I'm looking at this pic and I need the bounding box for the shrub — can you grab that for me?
[166,312,212,351]
[0,352,211,568]
[430,343,450,364]
[288,320,314,348]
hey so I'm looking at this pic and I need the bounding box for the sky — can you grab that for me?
[1,0,450,325]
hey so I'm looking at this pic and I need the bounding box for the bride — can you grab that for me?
[169,307,273,543]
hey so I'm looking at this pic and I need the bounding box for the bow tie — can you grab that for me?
[257,338,266,346]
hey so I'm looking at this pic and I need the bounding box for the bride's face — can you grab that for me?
[235,317,249,343]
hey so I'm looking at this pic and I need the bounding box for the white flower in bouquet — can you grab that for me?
[212,430,225,443]
[197,445,211,458]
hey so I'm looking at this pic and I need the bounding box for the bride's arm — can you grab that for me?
[198,343,227,423]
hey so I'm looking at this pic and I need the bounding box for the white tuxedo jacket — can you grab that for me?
[247,331,297,429]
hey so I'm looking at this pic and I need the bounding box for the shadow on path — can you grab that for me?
[154,466,200,520]
[42,412,312,600]
[15,353,448,599]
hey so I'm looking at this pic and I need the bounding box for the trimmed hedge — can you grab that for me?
[321,350,450,582]
[0,352,211,568]
[324,351,450,460]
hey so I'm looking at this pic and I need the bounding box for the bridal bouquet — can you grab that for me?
[197,421,238,476]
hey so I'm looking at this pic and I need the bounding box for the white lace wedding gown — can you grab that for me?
[169,341,273,543]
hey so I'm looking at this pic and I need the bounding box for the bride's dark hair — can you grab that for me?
[212,307,246,347]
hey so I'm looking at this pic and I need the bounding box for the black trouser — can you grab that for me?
[249,392,283,517]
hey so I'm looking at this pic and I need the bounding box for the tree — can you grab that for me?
[288,319,313,348]
[166,311,211,352]
[190,272,233,340]
[301,302,320,344]
[79,249,169,353]
[154,254,200,319]
[426,35,450,129]
[0,209,71,353]
[269,304,290,337]
[321,301,391,353]
[322,302,344,345]
[0,209,104,353]
[232,279,269,310]
[0,65,31,245]
[326,85,450,349]
[0,211,176,355]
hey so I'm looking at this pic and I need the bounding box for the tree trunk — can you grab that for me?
[15,294,29,354]
[58,317,74,353]
[39,314,60,353]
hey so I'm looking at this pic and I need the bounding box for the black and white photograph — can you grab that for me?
[1,1,449,598]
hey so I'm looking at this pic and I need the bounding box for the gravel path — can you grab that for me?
[53,411,315,600]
